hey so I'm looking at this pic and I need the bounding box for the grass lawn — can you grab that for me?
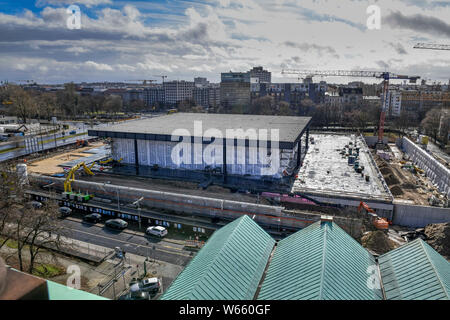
[0,237,20,249]
[33,263,66,278]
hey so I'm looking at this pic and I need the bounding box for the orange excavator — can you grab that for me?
[358,201,390,230]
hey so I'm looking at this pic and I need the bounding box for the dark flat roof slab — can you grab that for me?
[89,113,311,147]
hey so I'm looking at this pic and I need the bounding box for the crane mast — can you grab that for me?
[281,69,420,145]
[413,43,450,51]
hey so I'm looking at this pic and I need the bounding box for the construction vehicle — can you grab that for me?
[98,157,123,165]
[63,162,95,202]
[358,201,390,230]
[76,139,88,148]
[281,69,420,146]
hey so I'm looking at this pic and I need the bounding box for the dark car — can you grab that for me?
[118,291,150,300]
[105,219,128,230]
[83,213,102,223]
[59,206,72,216]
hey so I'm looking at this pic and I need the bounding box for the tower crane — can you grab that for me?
[281,69,420,145]
[413,43,450,51]
[124,80,157,85]
[153,75,167,84]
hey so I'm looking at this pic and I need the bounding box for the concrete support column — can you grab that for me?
[223,140,227,183]
[297,139,302,168]
[305,127,310,152]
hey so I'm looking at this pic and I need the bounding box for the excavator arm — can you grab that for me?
[64,162,94,193]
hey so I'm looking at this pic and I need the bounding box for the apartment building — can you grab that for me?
[163,80,195,105]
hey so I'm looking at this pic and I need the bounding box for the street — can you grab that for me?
[61,217,193,267]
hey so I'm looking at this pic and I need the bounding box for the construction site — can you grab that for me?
[20,112,447,240]
[3,109,447,303]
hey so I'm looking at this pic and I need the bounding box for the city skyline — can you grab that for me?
[1,0,450,84]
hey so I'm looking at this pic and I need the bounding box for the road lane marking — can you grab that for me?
[62,225,191,258]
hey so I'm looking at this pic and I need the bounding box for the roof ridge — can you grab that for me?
[419,239,450,299]
[318,221,329,300]
[185,215,250,298]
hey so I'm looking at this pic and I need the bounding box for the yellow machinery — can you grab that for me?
[97,157,123,166]
[63,162,95,202]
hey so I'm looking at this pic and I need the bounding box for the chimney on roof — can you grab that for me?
[320,215,333,224]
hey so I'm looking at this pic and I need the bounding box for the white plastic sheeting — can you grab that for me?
[402,137,450,197]
[292,134,389,198]
[111,138,296,178]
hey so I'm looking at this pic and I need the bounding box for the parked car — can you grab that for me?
[83,213,102,223]
[27,201,43,209]
[105,219,128,230]
[59,207,72,216]
[69,130,77,135]
[145,226,168,238]
[130,277,161,294]
[118,291,150,300]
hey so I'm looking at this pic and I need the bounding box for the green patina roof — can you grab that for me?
[46,281,108,300]
[161,215,275,300]
[258,221,383,300]
[379,238,450,300]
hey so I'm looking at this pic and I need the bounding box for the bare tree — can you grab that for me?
[10,201,66,273]
[8,85,36,124]
[421,108,443,143]
[37,92,57,120]
[0,162,23,250]
[249,96,274,115]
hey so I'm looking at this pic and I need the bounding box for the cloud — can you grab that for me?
[84,61,113,71]
[388,42,408,55]
[283,41,339,58]
[385,11,450,37]
[36,0,112,8]
[0,1,449,83]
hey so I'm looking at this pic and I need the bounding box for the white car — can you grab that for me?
[145,226,168,238]
[130,277,161,294]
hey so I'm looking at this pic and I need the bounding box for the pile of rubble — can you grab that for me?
[361,230,397,255]
[397,222,450,260]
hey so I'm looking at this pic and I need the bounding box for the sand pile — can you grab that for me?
[425,222,450,260]
[361,230,396,255]
[390,185,403,196]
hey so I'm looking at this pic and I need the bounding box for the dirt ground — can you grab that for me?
[361,230,398,255]
[27,142,105,175]
[425,222,450,260]
[373,152,432,205]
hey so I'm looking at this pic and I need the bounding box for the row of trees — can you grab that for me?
[1,84,125,123]
[0,162,67,274]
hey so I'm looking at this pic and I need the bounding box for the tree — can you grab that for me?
[278,101,294,116]
[56,83,79,118]
[104,95,123,113]
[249,96,274,115]
[299,98,315,116]
[9,199,67,273]
[8,86,36,124]
[177,98,196,112]
[421,108,443,143]
[37,92,57,120]
[0,161,23,250]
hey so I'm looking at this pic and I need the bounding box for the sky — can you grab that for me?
[0,0,449,84]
